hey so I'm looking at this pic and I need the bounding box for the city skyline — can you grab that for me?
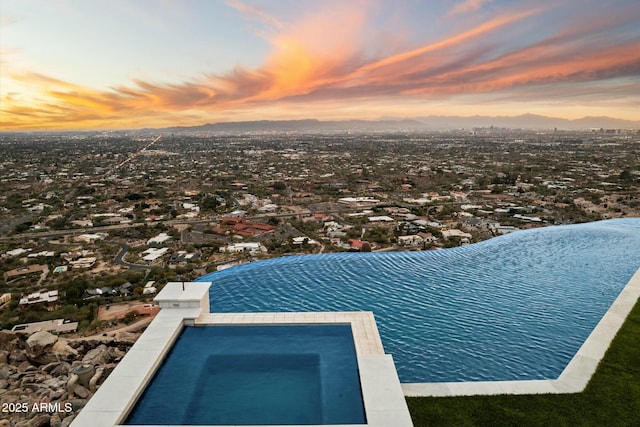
[1,0,639,131]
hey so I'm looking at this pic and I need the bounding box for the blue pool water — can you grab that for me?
[198,218,640,383]
[125,325,365,425]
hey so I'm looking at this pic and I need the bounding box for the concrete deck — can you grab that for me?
[403,266,640,397]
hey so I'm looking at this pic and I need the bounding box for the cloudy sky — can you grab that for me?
[1,0,639,130]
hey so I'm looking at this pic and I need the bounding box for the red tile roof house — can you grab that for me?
[348,239,370,250]
[232,222,275,237]
[217,217,276,237]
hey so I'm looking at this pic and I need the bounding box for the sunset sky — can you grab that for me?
[1,0,639,130]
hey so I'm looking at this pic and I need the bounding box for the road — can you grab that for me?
[113,242,151,271]
[0,205,370,243]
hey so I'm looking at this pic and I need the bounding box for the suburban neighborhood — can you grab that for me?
[1,128,638,333]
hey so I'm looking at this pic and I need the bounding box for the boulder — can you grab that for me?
[42,361,63,373]
[52,363,72,377]
[52,340,79,361]
[48,389,65,400]
[0,366,12,379]
[43,377,66,390]
[68,398,87,410]
[72,384,91,399]
[9,347,28,364]
[82,344,111,365]
[43,361,71,377]
[17,361,36,372]
[20,371,49,387]
[26,331,58,350]
[0,330,19,351]
[108,346,125,362]
[25,331,59,365]
[50,414,62,427]
[61,415,75,427]
[114,331,139,344]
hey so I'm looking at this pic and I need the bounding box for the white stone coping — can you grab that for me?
[154,281,211,309]
[196,311,386,357]
[403,266,640,397]
[71,310,413,427]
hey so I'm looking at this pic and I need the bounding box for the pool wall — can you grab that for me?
[403,266,640,396]
[70,282,413,427]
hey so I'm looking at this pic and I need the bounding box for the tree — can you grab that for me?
[272,181,287,191]
[619,169,633,182]
[64,277,88,305]
[14,222,31,233]
[201,196,220,210]
[122,311,138,325]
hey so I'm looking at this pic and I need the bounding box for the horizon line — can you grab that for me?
[1,113,639,134]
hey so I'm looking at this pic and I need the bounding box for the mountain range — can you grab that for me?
[158,114,639,132]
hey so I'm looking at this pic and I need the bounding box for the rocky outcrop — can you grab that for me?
[24,331,59,365]
[0,329,140,426]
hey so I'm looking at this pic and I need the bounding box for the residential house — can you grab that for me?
[143,281,157,295]
[148,233,171,245]
[398,235,425,247]
[11,318,78,334]
[76,233,108,243]
[220,242,267,254]
[68,257,97,269]
[141,247,169,262]
[19,290,59,308]
[347,239,370,251]
[4,265,45,281]
[441,229,473,240]
[82,287,117,300]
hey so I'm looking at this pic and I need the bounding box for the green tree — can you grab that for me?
[201,197,220,210]
[619,169,633,182]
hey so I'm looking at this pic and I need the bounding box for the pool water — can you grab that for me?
[125,325,365,425]
[198,218,640,382]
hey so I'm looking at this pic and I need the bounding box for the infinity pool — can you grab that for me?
[125,325,365,425]
[199,218,640,382]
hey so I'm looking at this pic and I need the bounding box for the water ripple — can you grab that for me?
[198,219,640,382]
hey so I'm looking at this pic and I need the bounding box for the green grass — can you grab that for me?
[407,297,640,427]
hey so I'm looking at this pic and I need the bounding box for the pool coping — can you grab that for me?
[70,282,414,427]
[402,266,640,397]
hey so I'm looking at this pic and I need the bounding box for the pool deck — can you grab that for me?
[71,282,413,427]
[403,266,640,397]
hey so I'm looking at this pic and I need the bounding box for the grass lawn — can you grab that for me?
[406,297,640,427]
